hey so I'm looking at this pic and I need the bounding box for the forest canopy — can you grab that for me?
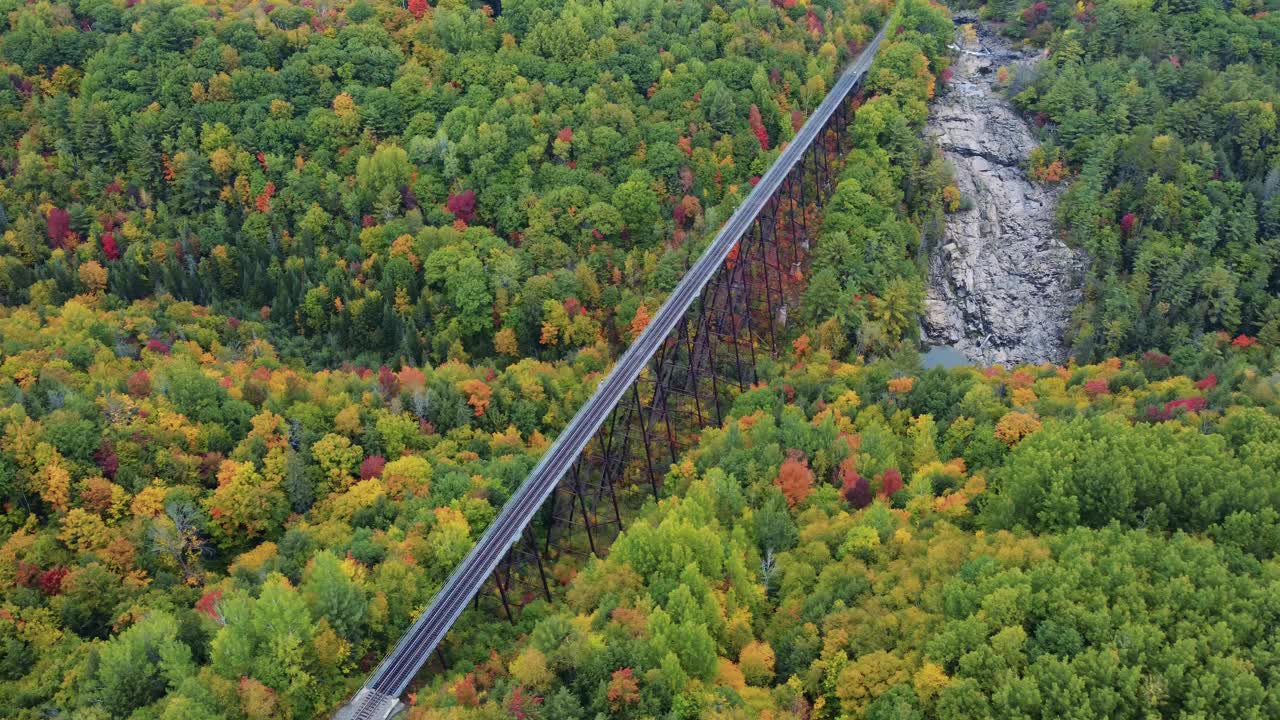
[1,0,1279,718]
[404,318,1280,719]
[0,0,889,367]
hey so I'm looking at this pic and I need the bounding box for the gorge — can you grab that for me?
[921,18,1087,366]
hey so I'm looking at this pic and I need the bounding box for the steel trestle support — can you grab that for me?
[487,56,862,620]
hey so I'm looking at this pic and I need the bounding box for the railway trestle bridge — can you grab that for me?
[338,22,888,720]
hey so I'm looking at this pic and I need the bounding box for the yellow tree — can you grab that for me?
[739,641,776,686]
[41,455,72,513]
[205,460,287,550]
[837,650,910,716]
[311,433,363,494]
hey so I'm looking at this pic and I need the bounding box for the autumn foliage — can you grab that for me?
[46,207,71,245]
[359,455,387,480]
[775,454,814,507]
[606,668,640,711]
[6,1,1277,719]
[446,190,477,224]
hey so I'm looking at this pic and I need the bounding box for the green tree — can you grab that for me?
[94,612,194,716]
[301,551,368,643]
[612,172,660,246]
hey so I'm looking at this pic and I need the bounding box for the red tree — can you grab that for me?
[1160,396,1208,418]
[196,589,224,622]
[101,231,121,261]
[775,455,814,507]
[841,463,873,509]
[37,567,68,596]
[127,369,152,397]
[607,668,640,711]
[95,440,119,479]
[47,207,70,246]
[453,674,479,707]
[806,9,823,35]
[509,687,542,720]
[408,0,428,20]
[1120,212,1136,236]
[1022,1,1049,26]
[378,366,400,398]
[879,468,903,498]
[446,190,477,223]
[256,182,275,214]
[360,455,387,480]
[1141,351,1172,369]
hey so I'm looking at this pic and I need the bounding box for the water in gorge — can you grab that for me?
[920,18,1086,366]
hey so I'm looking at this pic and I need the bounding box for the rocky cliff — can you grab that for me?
[921,20,1086,366]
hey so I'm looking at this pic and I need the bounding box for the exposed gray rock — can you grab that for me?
[921,20,1086,366]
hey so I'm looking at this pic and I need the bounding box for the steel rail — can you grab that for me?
[343,23,888,715]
